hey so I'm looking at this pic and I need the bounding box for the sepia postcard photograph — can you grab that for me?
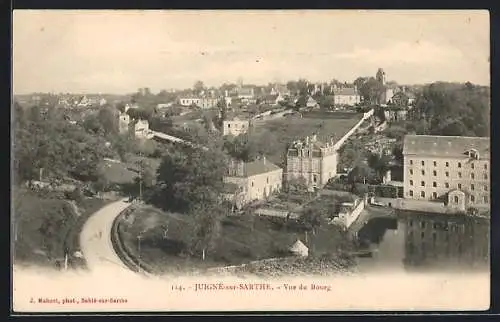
[11,9,491,313]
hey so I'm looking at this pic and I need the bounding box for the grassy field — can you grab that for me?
[118,204,355,275]
[100,156,162,185]
[12,188,109,270]
[251,113,363,166]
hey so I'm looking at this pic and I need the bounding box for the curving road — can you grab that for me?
[79,198,135,276]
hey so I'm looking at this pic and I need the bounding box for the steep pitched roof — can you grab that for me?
[245,159,282,177]
[403,135,490,159]
[238,87,254,96]
[306,96,317,105]
[228,158,282,178]
[289,239,308,255]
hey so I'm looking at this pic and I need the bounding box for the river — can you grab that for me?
[353,209,490,273]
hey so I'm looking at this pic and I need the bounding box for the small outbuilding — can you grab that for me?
[289,239,309,257]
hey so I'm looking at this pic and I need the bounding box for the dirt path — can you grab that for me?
[79,199,136,276]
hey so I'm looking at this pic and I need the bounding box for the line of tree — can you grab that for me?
[13,103,109,185]
[408,82,490,137]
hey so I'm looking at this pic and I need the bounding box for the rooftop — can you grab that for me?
[333,87,359,96]
[403,135,490,159]
[288,135,336,150]
[224,116,249,123]
[238,87,254,96]
[227,158,282,178]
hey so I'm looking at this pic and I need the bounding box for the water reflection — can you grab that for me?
[355,210,490,272]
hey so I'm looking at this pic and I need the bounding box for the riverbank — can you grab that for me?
[115,204,358,276]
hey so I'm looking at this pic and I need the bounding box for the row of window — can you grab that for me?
[409,169,488,180]
[409,231,441,243]
[251,177,277,186]
[226,123,247,128]
[409,160,487,170]
[409,180,488,191]
[408,220,464,231]
[407,190,489,203]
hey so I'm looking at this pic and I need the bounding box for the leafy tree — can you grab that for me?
[188,204,224,260]
[38,202,75,259]
[83,114,105,135]
[116,102,127,113]
[151,140,229,212]
[127,158,157,200]
[135,139,161,158]
[410,82,489,137]
[353,77,369,92]
[359,77,386,104]
[220,83,237,94]
[287,79,309,96]
[223,133,258,162]
[337,142,363,172]
[295,95,308,108]
[367,152,392,179]
[299,207,323,236]
[214,98,227,130]
[384,125,407,140]
[193,81,205,95]
[389,91,409,108]
[348,162,378,185]
[97,107,119,136]
[392,142,404,164]
[316,95,335,110]
[127,108,152,122]
[13,103,107,184]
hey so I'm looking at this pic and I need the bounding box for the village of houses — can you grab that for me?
[15,67,490,272]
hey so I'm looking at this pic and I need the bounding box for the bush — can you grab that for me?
[325,182,352,192]
[375,185,398,198]
[65,188,83,202]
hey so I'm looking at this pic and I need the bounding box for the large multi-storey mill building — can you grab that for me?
[402,135,490,211]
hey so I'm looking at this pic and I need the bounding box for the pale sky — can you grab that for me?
[13,10,490,94]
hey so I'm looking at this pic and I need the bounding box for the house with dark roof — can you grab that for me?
[286,134,338,189]
[223,157,283,209]
[403,135,490,210]
[237,87,255,100]
[333,86,361,106]
[260,94,278,105]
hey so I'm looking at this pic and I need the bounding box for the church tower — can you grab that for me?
[376,68,386,85]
